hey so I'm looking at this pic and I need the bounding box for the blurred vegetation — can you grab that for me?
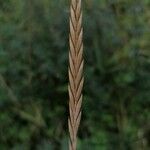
[0,0,150,149]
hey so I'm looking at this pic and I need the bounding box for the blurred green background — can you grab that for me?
[0,0,150,149]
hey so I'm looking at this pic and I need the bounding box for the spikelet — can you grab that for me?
[68,0,84,150]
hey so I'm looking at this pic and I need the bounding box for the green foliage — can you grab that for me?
[0,0,149,149]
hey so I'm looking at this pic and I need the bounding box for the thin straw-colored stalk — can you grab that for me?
[68,0,84,150]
